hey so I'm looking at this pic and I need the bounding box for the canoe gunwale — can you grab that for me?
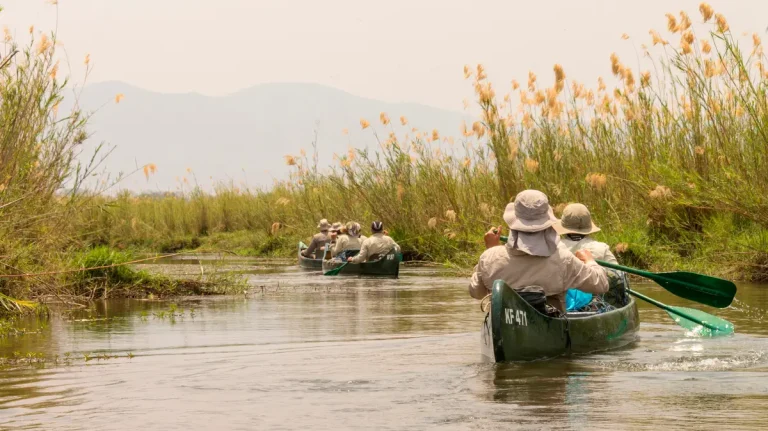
[321,248,401,278]
[487,279,639,362]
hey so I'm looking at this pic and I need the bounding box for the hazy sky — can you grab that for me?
[1,0,765,111]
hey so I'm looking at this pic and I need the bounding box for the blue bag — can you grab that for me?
[566,289,593,311]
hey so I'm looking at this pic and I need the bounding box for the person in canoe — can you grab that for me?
[554,203,617,263]
[468,190,609,314]
[347,221,399,263]
[329,222,343,248]
[332,221,363,260]
[553,203,619,311]
[301,219,331,259]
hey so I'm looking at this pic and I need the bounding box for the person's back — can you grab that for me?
[554,203,618,311]
[470,241,607,311]
[302,219,331,258]
[561,236,616,263]
[349,221,399,263]
[332,222,364,258]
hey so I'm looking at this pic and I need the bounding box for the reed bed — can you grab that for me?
[79,5,768,279]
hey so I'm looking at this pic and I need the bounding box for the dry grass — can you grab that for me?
[72,5,768,277]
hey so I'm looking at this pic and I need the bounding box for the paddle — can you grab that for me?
[595,260,736,309]
[627,289,734,336]
[498,235,736,308]
[496,234,735,335]
[323,262,348,276]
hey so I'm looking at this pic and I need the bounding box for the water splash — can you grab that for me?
[729,298,768,324]
[595,350,767,372]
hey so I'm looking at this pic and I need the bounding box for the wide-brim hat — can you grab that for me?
[317,219,331,231]
[503,190,558,233]
[330,222,343,232]
[553,203,601,235]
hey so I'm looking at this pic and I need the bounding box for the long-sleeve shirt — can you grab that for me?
[332,234,363,257]
[302,232,330,258]
[349,233,399,263]
[468,242,608,311]
[560,237,618,264]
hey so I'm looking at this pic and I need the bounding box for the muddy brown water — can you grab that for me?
[1,258,767,430]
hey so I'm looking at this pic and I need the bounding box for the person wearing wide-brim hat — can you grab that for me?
[301,218,332,258]
[348,221,400,263]
[468,190,609,312]
[332,221,364,260]
[554,203,617,264]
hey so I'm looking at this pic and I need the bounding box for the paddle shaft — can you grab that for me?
[627,289,721,331]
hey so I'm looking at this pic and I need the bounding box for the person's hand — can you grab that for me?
[574,249,594,263]
[346,257,354,262]
[484,226,503,249]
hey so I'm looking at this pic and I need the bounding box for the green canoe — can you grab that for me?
[297,241,323,270]
[481,273,639,362]
[321,249,401,278]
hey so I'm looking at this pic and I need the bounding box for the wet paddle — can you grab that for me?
[497,235,736,308]
[595,260,736,309]
[628,289,734,336]
[323,262,349,276]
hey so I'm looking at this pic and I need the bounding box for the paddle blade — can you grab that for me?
[323,262,347,276]
[665,306,734,337]
[654,271,737,308]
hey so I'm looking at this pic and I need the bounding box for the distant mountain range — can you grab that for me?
[70,81,471,192]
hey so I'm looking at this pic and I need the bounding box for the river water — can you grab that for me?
[1,258,767,430]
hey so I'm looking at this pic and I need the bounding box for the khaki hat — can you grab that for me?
[503,190,558,233]
[554,203,601,235]
[317,219,331,231]
[330,222,343,232]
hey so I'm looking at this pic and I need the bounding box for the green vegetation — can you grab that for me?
[2,4,768,323]
[75,6,768,280]
[0,12,245,316]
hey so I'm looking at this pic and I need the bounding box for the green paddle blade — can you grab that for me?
[597,260,736,308]
[652,271,736,308]
[665,306,735,337]
[323,262,348,276]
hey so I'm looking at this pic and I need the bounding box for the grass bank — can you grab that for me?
[0,7,243,321]
[76,5,768,281]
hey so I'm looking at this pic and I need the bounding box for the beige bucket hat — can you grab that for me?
[330,222,343,233]
[554,203,601,235]
[503,190,560,257]
[503,190,558,233]
[317,219,331,231]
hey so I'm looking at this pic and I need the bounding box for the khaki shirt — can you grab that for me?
[561,237,618,264]
[350,233,399,263]
[469,242,608,311]
[302,232,330,258]
[332,234,363,257]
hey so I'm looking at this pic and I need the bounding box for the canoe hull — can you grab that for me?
[481,279,639,362]
[321,250,401,278]
[297,242,323,270]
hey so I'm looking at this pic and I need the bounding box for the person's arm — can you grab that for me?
[303,237,318,257]
[332,237,344,257]
[602,245,619,264]
[468,257,489,299]
[349,241,369,263]
[564,249,609,294]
